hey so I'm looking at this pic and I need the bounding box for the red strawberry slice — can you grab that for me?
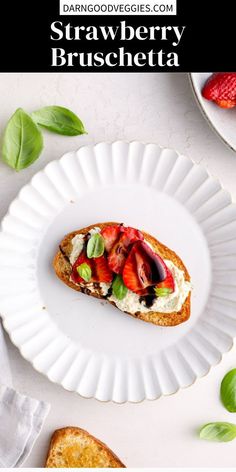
[215,99,236,109]
[93,255,113,283]
[108,227,144,274]
[120,226,144,244]
[136,288,151,296]
[123,241,167,294]
[155,267,174,296]
[108,235,129,274]
[101,225,120,252]
[202,73,236,108]
[71,252,93,284]
[71,253,113,284]
[122,257,141,293]
[134,248,153,288]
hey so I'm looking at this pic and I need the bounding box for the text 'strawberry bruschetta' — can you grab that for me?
[53,223,191,327]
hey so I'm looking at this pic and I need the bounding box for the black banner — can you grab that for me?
[0,0,234,72]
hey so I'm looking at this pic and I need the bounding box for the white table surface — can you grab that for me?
[1,72,236,468]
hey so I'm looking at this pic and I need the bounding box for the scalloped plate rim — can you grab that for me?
[0,140,236,403]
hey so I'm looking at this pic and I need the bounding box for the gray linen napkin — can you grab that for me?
[0,322,50,467]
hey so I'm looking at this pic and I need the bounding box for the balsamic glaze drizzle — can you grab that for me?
[139,287,157,309]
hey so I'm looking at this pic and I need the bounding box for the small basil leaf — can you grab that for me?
[87,234,105,259]
[221,369,236,412]
[200,422,236,442]
[2,108,43,171]
[155,287,172,297]
[112,275,128,300]
[77,263,92,282]
[31,106,86,136]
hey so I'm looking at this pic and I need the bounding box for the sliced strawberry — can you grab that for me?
[123,241,167,294]
[136,288,151,296]
[101,225,120,252]
[202,73,236,108]
[108,227,144,274]
[134,248,153,288]
[108,235,129,274]
[215,98,236,109]
[71,252,113,284]
[71,252,93,284]
[122,256,141,293]
[155,267,174,296]
[120,226,144,244]
[93,255,113,283]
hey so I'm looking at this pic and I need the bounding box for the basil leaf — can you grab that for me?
[87,234,105,259]
[77,263,92,282]
[112,275,128,300]
[155,287,172,297]
[221,368,236,412]
[2,108,43,171]
[32,106,86,136]
[200,422,236,442]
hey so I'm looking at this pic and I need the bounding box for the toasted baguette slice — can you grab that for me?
[53,222,191,326]
[45,426,125,468]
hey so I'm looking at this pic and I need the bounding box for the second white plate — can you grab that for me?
[1,142,236,402]
[190,73,236,152]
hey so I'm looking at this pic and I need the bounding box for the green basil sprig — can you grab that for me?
[198,369,236,443]
[2,106,86,171]
[112,275,128,300]
[87,233,105,259]
[31,106,87,136]
[200,422,236,442]
[221,369,236,412]
[77,263,92,282]
[155,287,172,297]
[2,108,43,171]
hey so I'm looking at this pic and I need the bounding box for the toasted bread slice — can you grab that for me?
[53,222,191,326]
[45,426,125,468]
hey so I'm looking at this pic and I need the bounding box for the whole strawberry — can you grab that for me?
[202,73,236,109]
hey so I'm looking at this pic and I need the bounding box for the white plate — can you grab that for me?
[190,73,236,152]
[1,142,236,403]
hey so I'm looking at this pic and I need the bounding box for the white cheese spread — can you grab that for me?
[89,226,101,236]
[70,234,84,265]
[69,227,101,265]
[100,282,111,296]
[108,260,191,314]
